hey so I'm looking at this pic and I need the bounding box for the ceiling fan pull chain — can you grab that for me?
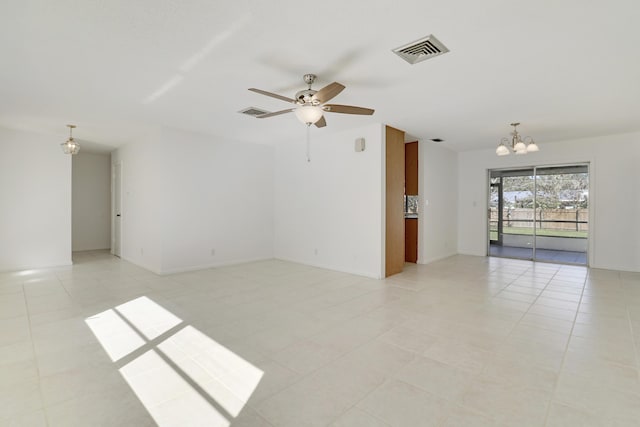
[306,124,311,162]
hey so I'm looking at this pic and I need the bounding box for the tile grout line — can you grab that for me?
[330,259,555,427]
[325,378,394,427]
[20,279,51,427]
[487,262,584,426]
[249,310,401,422]
[540,266,589,426]
[621,275,640,385]
[497,263,559,339]
[249,272,452,424]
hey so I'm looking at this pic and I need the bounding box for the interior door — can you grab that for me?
[113,163,122,257]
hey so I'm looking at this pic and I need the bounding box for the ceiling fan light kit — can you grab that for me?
[248,73,374,128]
[295,105,323,125]
[496,122,539,156]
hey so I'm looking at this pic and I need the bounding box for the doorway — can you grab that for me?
[71,152,112,255]
[488,164,589,265]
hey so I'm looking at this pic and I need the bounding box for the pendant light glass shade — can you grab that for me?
[526,141,540,152]
[496,142,510,156]
[513,141,527,153]
[61,138,80,154]
[61,125,80,155]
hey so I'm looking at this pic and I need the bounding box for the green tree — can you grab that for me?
[502,173,588,209]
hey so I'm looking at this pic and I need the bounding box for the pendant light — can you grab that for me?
[61,124,80,155]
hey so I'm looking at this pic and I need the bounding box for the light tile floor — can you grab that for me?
[1,251,640,426]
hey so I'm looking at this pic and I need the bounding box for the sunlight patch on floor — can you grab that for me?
[116,296,182,340]
[120,350,230,427]
[85,308,146,362]
[86,296,263,426]
[159,325,264,417]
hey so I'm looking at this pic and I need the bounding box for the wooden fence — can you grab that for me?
[489,208,589,232]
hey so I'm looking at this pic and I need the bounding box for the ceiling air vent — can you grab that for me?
[393,35,449,65]
[239,107,270,117]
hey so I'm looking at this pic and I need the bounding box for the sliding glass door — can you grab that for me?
[488,164,589,265]
[533,166,589,264]
[489,180,502,246]
[489,168,535,260]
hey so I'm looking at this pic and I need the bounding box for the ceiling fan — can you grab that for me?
[248,74,374,128]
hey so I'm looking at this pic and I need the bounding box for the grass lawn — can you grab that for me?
[490,228,587,240]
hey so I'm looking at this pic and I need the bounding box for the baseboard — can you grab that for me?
[72,247,110,253]
[589,262,640,273]
[274,256,382,279]
[118,255,163,275]
[455,249,486,257]
[418,251,459,265]
[158,256,274,276]
[0,260,73,274]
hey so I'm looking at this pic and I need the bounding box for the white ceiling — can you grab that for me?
[2,0,639,153]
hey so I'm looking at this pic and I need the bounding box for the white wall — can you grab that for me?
[72,152,111,251]
[113,127,274,274]
[457,131,640,272]
[274,123,385,278]
[111,131,164,273]
[418,141,458,264]
[159,128,274,273]
[0,127,72,271]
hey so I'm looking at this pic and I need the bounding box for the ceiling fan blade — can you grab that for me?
[249,88,296,104]
[257,108,296,118]
[313,82,345,103]
[323,104,375,115]
[314,116,327,128]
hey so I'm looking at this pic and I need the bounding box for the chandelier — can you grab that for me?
[61,124,80,155]
[495,122,539,156]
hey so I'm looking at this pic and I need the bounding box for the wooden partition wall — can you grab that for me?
[405,141,418,263]
[385,126,405,277]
